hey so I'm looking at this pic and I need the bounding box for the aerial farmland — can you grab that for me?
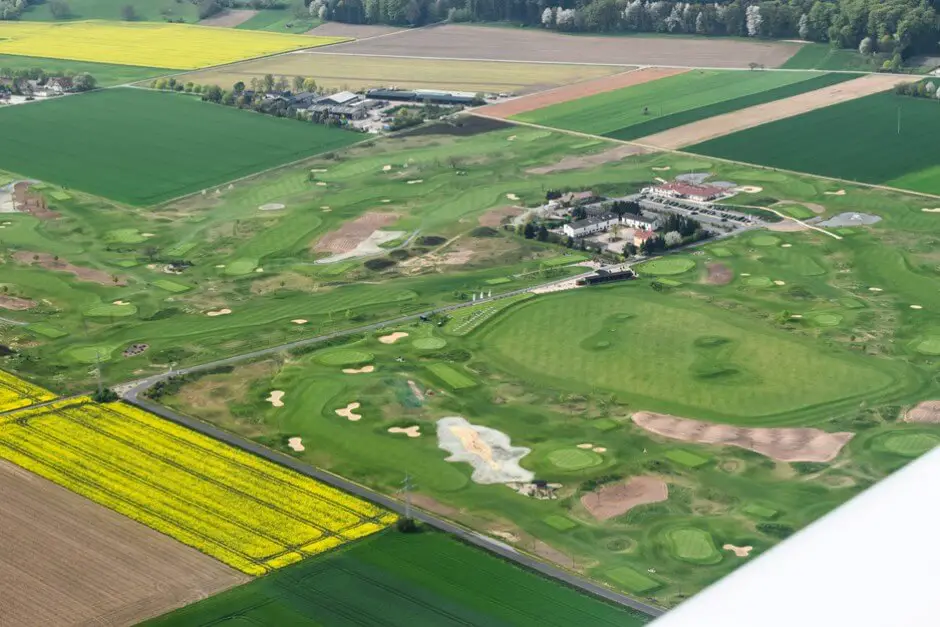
[2,8,940,626]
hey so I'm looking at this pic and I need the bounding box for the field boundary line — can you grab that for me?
[468,111,940,202]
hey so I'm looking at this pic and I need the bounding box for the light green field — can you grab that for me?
[543,515,578,531]
[0,54,165,86]
[605,566,661,594]
[413,337,447,350]
[152,279,191,293]
[637,257,695,276]
[665,449,710,468]
[665,528,722,564]
[743,503,778,519]
[881,432,940,457]
[428,363,476,389]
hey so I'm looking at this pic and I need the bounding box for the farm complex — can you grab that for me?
[3,9,940,625]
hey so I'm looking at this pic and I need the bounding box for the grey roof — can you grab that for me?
[569,213,617,230]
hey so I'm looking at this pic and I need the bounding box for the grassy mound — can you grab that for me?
[413,337,447,350]
[547,448,603,471]
[639,257,695,276]
[315,349,374,367]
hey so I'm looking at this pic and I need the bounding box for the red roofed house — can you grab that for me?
[633,229,656,247]
[643,181,724,203]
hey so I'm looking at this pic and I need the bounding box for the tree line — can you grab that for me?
[0,66,96,93]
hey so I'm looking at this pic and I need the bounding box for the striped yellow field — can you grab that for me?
[0,21,346,70]
[0,370,55,413]
[0,397,395,575]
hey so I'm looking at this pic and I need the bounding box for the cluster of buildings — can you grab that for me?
[0,76,76,104]
[641,181,726,203]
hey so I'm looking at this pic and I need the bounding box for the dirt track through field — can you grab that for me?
[635,74,913,149]
[633,411,854,462]
[0,460,247,627]
[13,251,126,286]
[198,9,257,27]
[320,24,802,68]
[477,67,685,119]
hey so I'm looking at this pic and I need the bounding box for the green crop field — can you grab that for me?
[236,9,319,33]
[0,54,164,86]
[781,44,889,71]
[21,0,199,22]
[147,532,650,626]
[690,92,940,195]
[0,88,361,205]
[514,70,849,139]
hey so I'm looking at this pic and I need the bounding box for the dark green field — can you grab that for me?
[690,92,940,194]
[0,88,361,205]
[147,531,650,626]
[21,0,198,22]
[0,54,164,86]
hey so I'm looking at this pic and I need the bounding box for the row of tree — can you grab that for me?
[0,67,96,92]
[895,79,940,99]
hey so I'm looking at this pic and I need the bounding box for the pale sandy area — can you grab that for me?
[342,365,375,374]
[407,379,425,401]
[266,390,284,408]
[206,308,232,317]
[288,436,305,451]
[379,331,409,344]
[825,189,847,196]
[581,476,669,521]
[905,401,940,423]
[335,402,362,421]
[112,300,130,306]
[292,319,308,324]
[636,74,915,149]
[437,416,533,484]
[723,544,753,557]
[388,426,421,438]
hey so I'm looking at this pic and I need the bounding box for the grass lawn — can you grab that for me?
[604,566,661,594]
[0,54,164,86]
[880,432,940,457]
[690,92,940,195]
[781,44,890,71]
[146,531,651,626]
[637,257,696,276]
[515,70,840,137]
[0,88,361,205]
[428,362,477,389]
[743,503,778,519]
[665,449,710,468]
[152,279,191,293]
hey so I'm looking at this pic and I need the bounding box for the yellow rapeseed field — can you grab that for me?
[0,21,346,70]
[0,398,395,575]
[0,370,55,413]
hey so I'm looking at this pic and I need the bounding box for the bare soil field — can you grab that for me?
[635,74,913,149]
[705,262,734,285]
[527,145,647,175]
[198,9,257,27]
[477,67,682,119]
[0,295,35,310]
[322,24,803,68]
[0,460,247,627]
[13,251,125,286]
[633,411,854,463]
[305,23,406,38]
[180,53,624,94]
[581,476,669,521]
[905,400,940,423]
[313,211,399,254]
[478,205,523,227]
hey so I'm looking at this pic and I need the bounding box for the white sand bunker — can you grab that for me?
[869,287,883,292]
[112,300,131,306]
[379,331,409,344]
[382,165,393,171]
[790,314,803,319]
[288,437,305,452]
[266,390,285,407]
[215,264,225,268]
[381,199,392,203]
[311,168,328,173]
[651,166,671,171]
[388,426,421,438]
[507,135,517,141]
[593,447,607,453]
[723,544,753,557]
[335,402,362,421]
[408,380,425,402]
[255,267,264,273]
[825,189,846,196]
[506,193,520,201]
[735,186,763,194]
[781,243,792,248]
[259,203,285,211]
[206,308,232,316]
[774,280,786,286]
[343,365,375,374]
[316,182,327,187]
[437,416,534,484]
[406,179,423,185]
[741,273,751,277]
[923,208,940,213]
[142,233,155,238]
[291,319,308,325]
[577,443,593,449]
[911,305,924,309]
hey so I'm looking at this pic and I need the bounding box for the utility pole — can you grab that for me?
[400,472,414,520]
[898,105,901,135]
[94,350,103,398]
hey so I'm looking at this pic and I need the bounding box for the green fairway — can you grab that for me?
[444,293,533,336]
[83,303,137,317]
[664,527,722,564]
[690,92,940,195]
[665,449,710,468]
[21,0,198,22]
[515,70,843,138]
[637,257,695,276]
[26,323,68,339]
[147,531,650,626]
[0,54,164,86]
[543,515,578,531]
[428,362,477,389]
[413,337,447,350]
[0,88,361,205]
[152,279,191,293]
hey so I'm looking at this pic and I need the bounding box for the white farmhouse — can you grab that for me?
[563,213,619,238]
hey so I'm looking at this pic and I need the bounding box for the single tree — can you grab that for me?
[120,4,137,20]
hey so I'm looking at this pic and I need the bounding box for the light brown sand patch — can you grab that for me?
[407,380,425,402]
[379,331,409,344]
[735,186,763,193]
[316,182,327,187]
[287,436,305,451]
[869,287,883,292]
[506,193,520,201]
[922,208,940,213]
[310,168,328,173]
[911,305,923,309]
[774,280,786,286]
[266,390,285,408]
[491,530,519,542]
[477,67,687,118]
[406,179,423,185]
[577,443,593,449]
[581,476,668,521]
[825,189,847,196]
[0,295,35,310]
[478,205,523,227]
[636,74,913,149]
[651,166,671,171]
[592,447,607,453]
[112,300,130,306]
[766,220,808,233]
[206,308,232,317]
[342,365,375,374]
[450,425,497,469]
[781,243,793,248]
[723,544,753,557]
[382,164,392,171]
[632,411,854,463]
[291,319,308,325]
[335,402,362,421]
[905,401,940,423]
[527,144,646,175]
[388,426,421,438]
[313,212,399,254]
[13,252,126,286]
[706,262,733,285]
[381,199,391,203]
[258,203,285,211]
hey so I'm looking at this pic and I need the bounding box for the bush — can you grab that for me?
[469,226,499,238]
[757,522,794,539]
[418,235,447,246]
[364,258,397,271]
[92,388,119,403]
[396,517,421,533]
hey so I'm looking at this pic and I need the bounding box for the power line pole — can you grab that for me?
[94,350,103,398]
[898,105,901,135]
[401,472,414,520]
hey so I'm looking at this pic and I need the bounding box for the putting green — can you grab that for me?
[413,337,447,350]
[746,276,774,287]
[224,258,258,276]
[27,323,68,339]
[665,449,709,468]
[656,278,682,287]
[605,566,660,593]
[743,503,778,519]
[153,279,192,293]
[813,312,843,327]
[664,527,722,564]
[49,191,72,201]
[67,345,114,363]
[709,247,733,258]
[315,349,374,366]
[83,303,138,318]
[105,228,147,244]
[915,337,940,355]
[750,234,781,247]
[547,448,603,470]
[881,432,940,457]
[543,515,578,531]
[639,257,696,276]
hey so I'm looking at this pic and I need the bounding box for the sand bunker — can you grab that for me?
[407,380,425,402]
[379,331,409,344]
[633,411,854,463]
[781,243,793,248]
[381,199,391,203]
[774,280,786,286]
[869,287,883,292]
[291,319,308,325]
[905,401,940,423]
[581,476,668,522]
[825,189,846,196]
[0,295,35,311]
[311,168,328,173]
[735,186,763,194]
[335,402,362,421]
[651,166,671,171]
[922,208,940,213]
[388,426,421,438]
[112,300,131,306]
[406,179,423,185]
[507,135,517,141]
[723,544,753,557]
[506,193,520,201]
[288,437,305,452]
[577,443,593,449]
[911,305,924,310]
[342,365,375,374]
[593,447,607,453]
[382,165,392,171]
[258,203,285,211]
[313,212,400,261]
[266,390,285,408]
[437,416,534,484]
[206,308,232,317]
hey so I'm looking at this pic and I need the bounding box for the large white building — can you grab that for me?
[643,182,725,203]
[563,214,619,238]
[622,215,658,231]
